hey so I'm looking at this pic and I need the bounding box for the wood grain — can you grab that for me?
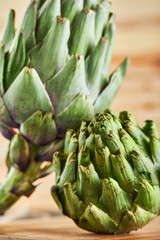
[0,0,160,239]
[0,215,160,240]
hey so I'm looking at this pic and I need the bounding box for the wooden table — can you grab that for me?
[0,215,160,240]
[0,0,160,239]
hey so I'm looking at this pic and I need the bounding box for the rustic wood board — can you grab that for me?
[0,215,160,240]
[0,0,160,239]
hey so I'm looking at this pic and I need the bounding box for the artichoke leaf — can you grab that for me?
[94,57,129,113]
[1,10,15,52]
[55,94,94,136]
[4,30,27,90]
[30,16,70,82]
[47,54,89,115]
[69,9,95,57]
[79,203,117,233]
[95,1,110,44]
[63,181,86,219]
[61,0,83,24]
[36,0,60,42]
[99,178,132,224]
[0,44,5,94]
[19,1,37,50]
[85,37,108,102]
[20,111,57,145]
[4,67,52,124]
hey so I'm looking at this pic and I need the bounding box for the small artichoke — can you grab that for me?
[52,109,160,234]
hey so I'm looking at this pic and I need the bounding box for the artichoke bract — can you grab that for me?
[0,0,129,214]
[52,110,160,234]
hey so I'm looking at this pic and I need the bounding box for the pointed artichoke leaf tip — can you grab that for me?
[94,57,130,113]
[1,9,15,52]
[3,67,52,124]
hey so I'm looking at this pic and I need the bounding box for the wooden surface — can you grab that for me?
[0,215,160,240]
[0,0,160,239]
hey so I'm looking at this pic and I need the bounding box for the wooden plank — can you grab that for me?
[0,215,160,240]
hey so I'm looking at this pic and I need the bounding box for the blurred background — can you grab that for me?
[0,0,160,223]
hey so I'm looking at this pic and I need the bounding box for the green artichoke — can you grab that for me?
[52,109,160,234]
[0,0,129,214]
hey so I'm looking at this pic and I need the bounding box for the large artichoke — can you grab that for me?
[0,0,129,214]
[52,109,160,234]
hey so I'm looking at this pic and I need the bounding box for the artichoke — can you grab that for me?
[0,0,129,214]
[52,109,160,234]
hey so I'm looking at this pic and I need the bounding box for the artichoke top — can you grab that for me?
[52,109,160,234]
[0,0,129,152]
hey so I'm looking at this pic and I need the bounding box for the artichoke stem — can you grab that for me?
[0,139,63,214]
[0,160,41,215]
